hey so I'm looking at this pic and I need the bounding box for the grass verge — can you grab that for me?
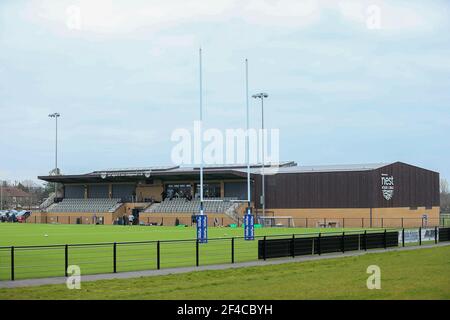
[1,245,449,300]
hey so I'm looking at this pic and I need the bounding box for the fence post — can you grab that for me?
[291,234,295,258]
[381,218,384,228]
[419,227,422,246]
[435,226,438,244]
[65,245,69,277]
[358,233,361,251]
[113,242,117,273]
[341,232,345,253]
[362,218,364,228]
[317,233,321,255]
[263,236,267,261]
[402,228,405,247]
[196,240,199,267]
[11,246,14,281]
[157,241,160,270]
[342,218,345,229]
[305,218,308,228]
[401,218,404,229]
[384,229,387,249]
[231,238,235,264]
[364,230,367,251]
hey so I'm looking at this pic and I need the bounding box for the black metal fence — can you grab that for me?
[17,216,450,228]
[1,227,449,282]
[259,230,399,259]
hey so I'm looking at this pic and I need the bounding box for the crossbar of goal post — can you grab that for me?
[258,216,295,228]
[203,199,253,230]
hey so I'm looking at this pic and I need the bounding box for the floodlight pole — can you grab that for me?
[48,112,60,195]
[252,93,268,217]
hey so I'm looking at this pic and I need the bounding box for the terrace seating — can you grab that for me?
[145,197,238,214]
[47,198,122,213]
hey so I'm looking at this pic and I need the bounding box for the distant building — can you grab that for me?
[36,161,440,227]
[1,187,33,209]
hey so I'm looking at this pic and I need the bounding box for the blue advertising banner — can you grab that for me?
[244,214,254,240]
[196,215,208,243]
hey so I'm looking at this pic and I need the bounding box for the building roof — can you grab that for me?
[37,161,400,184]
[1,187,32,198]
[234,163,391,174]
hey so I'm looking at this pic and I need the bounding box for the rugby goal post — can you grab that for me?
[257,216,295,228]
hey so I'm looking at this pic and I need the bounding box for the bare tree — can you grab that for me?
[441,178,449,194]
[441,178,450,213]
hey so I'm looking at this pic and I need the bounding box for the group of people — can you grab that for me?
[161,189,193,201]
[114,215,137,226]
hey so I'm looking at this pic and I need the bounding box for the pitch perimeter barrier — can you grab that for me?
[1,227,449,281]
[258,230,399,260]
[439,227,450,242]
[17,216,450,228]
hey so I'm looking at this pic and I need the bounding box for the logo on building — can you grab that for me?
[381,174,394,200]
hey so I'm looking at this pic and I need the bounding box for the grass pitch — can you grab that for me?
[0,223,376,281]
[0,245,449,300]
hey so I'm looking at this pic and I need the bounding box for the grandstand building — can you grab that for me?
[34,161,440,228]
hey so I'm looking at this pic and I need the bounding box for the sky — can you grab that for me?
[0,0,449,184]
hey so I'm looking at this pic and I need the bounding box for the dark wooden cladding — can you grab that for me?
[253,162,439,209]
[372,162,440,208]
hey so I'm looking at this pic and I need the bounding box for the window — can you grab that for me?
[165,184,192,198]
[195,183,221,198]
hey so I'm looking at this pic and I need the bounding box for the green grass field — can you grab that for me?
[1,246,449,300]
[0,223,380,281]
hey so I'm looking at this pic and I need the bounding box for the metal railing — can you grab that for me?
[1,227,448,282]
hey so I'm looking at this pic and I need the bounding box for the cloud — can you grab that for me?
[16,0,449,38]
[1,0,449,182]
[21,0,236,36]
[337,0,449,32]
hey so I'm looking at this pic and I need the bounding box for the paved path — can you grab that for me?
[1,242,449,289]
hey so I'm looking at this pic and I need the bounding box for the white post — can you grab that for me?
[199,48,204,215]
[245,59,251,212]
[0,179,3,211]
[261,97,265,217]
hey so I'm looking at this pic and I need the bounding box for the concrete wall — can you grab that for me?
[28,212,114,224]
[29,205,439,228]
[264,206,440,228]
[139,213,235,227]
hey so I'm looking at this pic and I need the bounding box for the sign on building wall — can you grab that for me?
[381,174,394,200]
